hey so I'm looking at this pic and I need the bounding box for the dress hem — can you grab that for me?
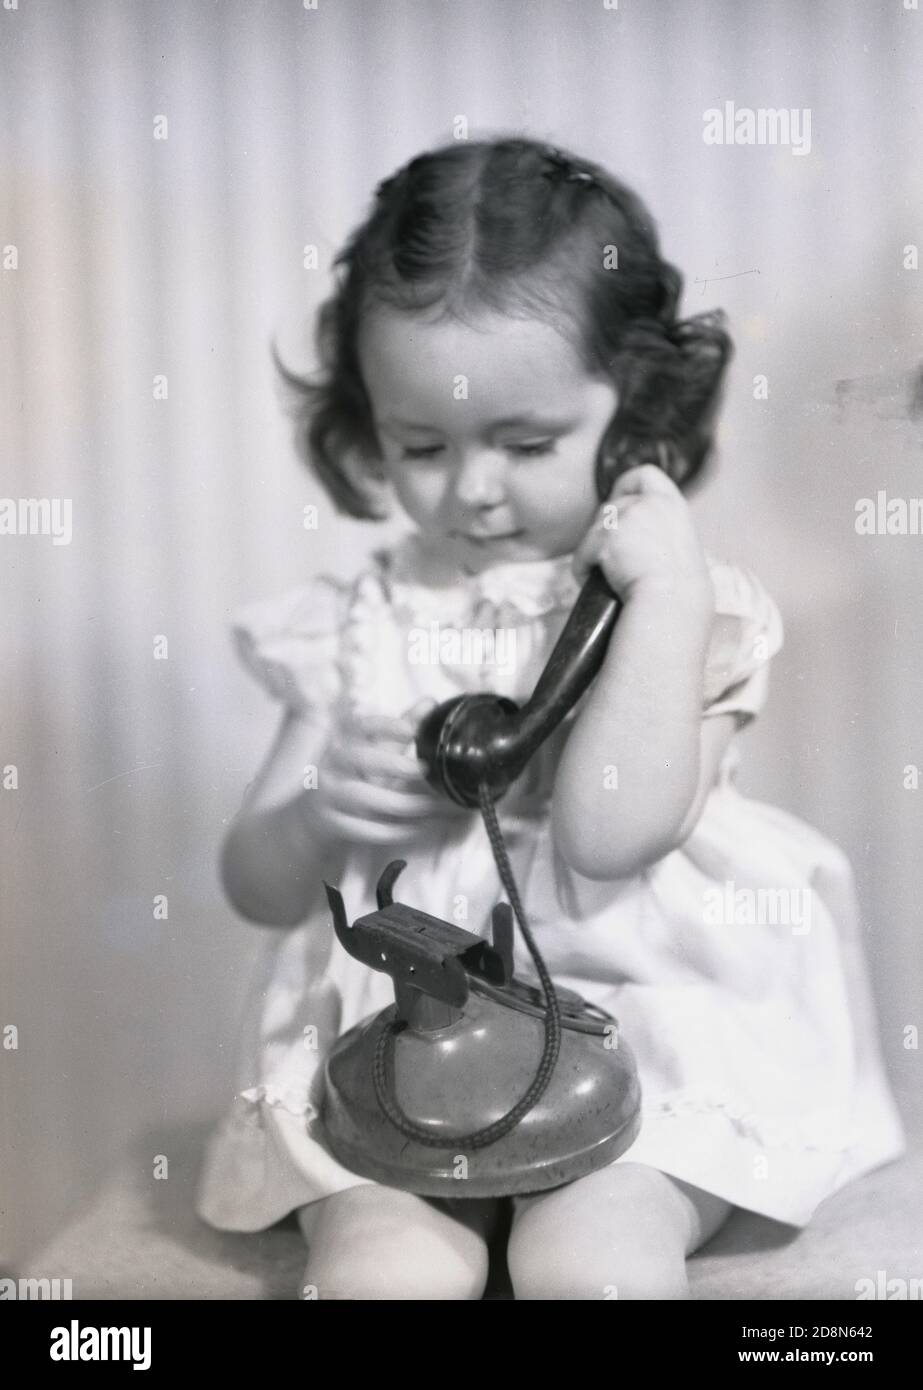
[194,1089,907,1235]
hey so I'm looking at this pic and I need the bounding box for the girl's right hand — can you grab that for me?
[303,699,473,846]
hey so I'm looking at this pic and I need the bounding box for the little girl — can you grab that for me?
[195,137,906,1299]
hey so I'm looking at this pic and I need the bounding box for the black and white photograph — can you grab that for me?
[2,0,921,1334]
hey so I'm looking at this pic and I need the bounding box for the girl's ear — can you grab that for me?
[342,449,393,520]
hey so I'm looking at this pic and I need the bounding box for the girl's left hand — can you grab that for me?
[571,462,712,610]
[312,698,473,846]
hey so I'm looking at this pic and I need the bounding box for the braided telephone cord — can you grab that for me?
[370,781,563,1148]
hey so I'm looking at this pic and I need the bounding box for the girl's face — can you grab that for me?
[357,306,619,574]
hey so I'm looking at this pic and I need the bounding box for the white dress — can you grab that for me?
[195,532,906,1231]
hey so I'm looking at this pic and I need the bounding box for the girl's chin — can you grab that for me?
[415,527,575,574]
[445,531,539,569]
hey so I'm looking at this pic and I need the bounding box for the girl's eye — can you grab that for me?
[401,445,444,460]
[510,440,556,457]
[399,440,556,461]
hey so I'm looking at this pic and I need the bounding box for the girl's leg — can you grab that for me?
[507,1161,733,1301]
[297,1185,500,1300]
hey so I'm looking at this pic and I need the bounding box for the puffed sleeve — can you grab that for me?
[230,574,351,723]
[701,558,784,725]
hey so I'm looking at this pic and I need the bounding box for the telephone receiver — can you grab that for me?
[414,444,680,806]
[413,442,653,807]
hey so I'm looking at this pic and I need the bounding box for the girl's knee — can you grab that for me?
[304,1246,486,1301]
[299,1186,490,1300]
[508,1220,689,1300]
[507,1163,696,1300]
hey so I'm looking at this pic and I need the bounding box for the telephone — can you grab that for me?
[319,466,647,1198]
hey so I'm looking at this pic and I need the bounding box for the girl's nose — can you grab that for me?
[453,450,507,509]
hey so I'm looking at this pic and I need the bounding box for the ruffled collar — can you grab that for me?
[371,531,582,624]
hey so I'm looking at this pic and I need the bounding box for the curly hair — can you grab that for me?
[274,136,733,519]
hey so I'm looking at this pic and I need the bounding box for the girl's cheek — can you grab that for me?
[408,480,445,520]
[397,475,447,522]
[391,472,434,515]
[522,471,595,524]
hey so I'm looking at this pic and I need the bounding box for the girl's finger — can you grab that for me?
[327,741,425,783]
[576,491,644,565]
[338,711,418,744]
[319,808,423,846]
[403,697,439,721]
[324,774,442,819]
[611,461,680,497]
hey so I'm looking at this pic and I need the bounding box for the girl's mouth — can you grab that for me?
[452,530,525,545]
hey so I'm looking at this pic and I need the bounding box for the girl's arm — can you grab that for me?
[551,594,736,878]
[221,710,340,928]
[222,699,473,927]
[551,463,733,881]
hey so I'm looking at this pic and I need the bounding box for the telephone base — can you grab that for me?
[320,993,643,1198]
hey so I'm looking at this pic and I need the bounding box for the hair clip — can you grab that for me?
[541,146,598,188]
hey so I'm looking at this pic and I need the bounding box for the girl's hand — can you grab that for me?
[303,698,472,846]
[572,462,712,611]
